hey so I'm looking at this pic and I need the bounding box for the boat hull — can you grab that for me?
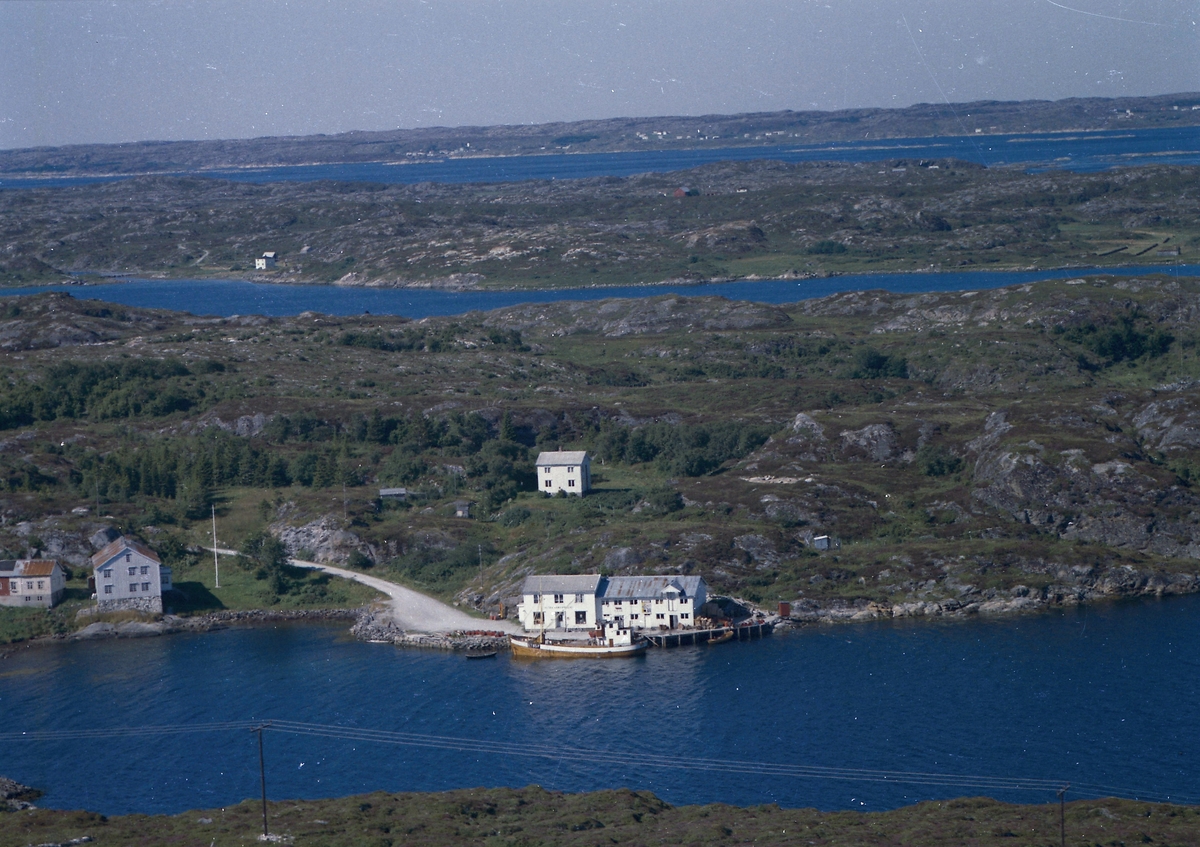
[510,636,647,658]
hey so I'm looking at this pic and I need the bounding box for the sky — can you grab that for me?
[1,0,1197,150]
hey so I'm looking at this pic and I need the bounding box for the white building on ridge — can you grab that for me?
[535,450,591,495]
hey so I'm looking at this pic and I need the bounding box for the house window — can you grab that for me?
[532,593,540,603]
[631,614,639,620]
[103,585,113,594]
[532,612,543,624]
[567,479,575,487]
[25,581,33,590]
[140,566,149,575]
[553,594,564,604]
[142,582,150,592]
[24,596,30,602]
[128,566,137,576]
[575,593,584,603]
[37,580,45,589]
[129,583,137,592]
[126,554,131,562]
[656,613,664,620]
[575,611,587,624]
[682,613,690,619]
[544,480,552,488]
[568,467,575,473]
[102,568,112,578]
[543,466,550,474]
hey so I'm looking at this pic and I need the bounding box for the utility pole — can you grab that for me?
[252,723,271,838]
[1057,784,1069,847]
[211,505,220,588]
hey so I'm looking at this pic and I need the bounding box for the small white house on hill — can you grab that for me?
[91,537,171,614]
[255,251,277,270]
[535,450,590,495]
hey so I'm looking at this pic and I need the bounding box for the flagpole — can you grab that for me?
[212,504,220,588]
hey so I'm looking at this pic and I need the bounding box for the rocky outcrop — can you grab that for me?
[273,517,375,565]
[67,609,360,640]
[839,423,899,463]
[783,565,1200,624]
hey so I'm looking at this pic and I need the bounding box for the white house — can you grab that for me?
[518,574,603,632]
[255,251,277,270]
[535,450,591,496]
[0,559,67,608]
[599,575,707,631]
[517,572,708,633]
[91,537,172,614]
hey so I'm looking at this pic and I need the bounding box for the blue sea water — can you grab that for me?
[3,264,1199,320]
[0,594,1196,817]
[2,126,1198,190]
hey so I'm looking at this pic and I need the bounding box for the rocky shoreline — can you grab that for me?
[67,608,360,641]
[777,568,1200,624]
[351,608,510,652]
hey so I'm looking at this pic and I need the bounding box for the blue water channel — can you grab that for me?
[1,594,1196,816]
[3,264,1199,320]
[2,126,1198,191]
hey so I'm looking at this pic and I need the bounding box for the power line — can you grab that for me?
[5,718,1196,805]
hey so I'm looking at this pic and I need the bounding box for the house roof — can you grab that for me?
[521,574,603,595]
[90,537,161,568]
[20,560,59,577]
[0,560,15,573]
[535,450,589,466]
[600,575,705,600]
[262,251,277,258]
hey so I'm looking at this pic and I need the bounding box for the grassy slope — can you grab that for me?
[4,787,1200,847]
[1,275,1200,636]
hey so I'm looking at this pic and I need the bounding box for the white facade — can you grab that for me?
[535,450,591,496]
[91,537,171,614]
[518,574,602,632]
[517,573,708,633]
[598,575,707,631]
[0,560,67,608]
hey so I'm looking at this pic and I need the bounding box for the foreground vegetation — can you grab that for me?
[0,272,1199,634]
[4,786,1200,846]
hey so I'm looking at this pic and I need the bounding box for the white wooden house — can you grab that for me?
[599,575,707,631]
[91,537,172,614]
[0,559,67,608]
[255,251,277,270]
[517,572,708,633]
[535,450,591,496]
[517,574,602,632]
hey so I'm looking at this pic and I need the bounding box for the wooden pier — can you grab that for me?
[644,620,773,648]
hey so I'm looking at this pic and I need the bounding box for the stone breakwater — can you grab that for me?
[778,568,1200,624]
[351,609,510,652]
[68,608,360,640]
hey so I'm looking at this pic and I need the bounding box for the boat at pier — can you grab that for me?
[509,623,647,658]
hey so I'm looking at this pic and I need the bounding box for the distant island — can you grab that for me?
[1,91,1198,177]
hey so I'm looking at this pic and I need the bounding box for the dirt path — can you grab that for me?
[208,547,519,634]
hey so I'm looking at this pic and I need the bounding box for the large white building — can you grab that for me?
[517,573,707,633]
[517,574,603,631]
[535,450,591,496]
[91,537,172,614]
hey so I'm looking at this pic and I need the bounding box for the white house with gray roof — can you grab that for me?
[517,572,707,632]
[518,574,603,631]
[535,450,590,496]
[599,575,706,631]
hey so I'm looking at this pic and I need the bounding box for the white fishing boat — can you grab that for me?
[510,623,647,658]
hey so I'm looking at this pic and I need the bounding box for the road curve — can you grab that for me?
[207,547,519,634]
